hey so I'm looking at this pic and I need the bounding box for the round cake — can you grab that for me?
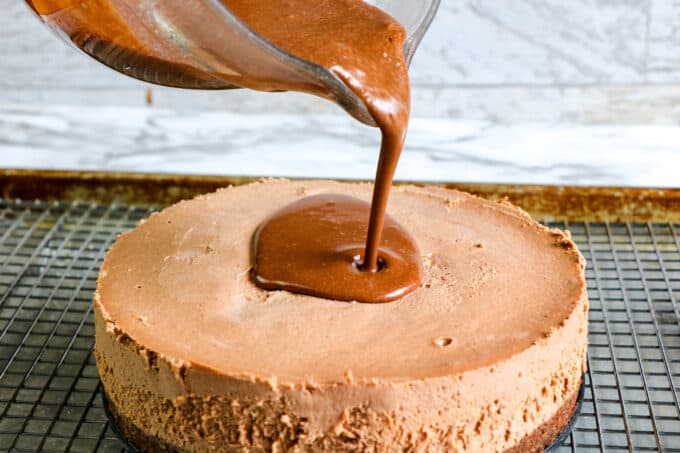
[94,180,588,452]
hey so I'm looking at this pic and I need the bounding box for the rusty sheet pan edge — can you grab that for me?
[1,169,679,223]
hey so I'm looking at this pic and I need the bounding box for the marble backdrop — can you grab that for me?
[2,1,680,185]
[3,105,679,187]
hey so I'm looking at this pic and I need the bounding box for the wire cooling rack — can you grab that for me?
[0,198,679,452]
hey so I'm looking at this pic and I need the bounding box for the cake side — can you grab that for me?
[94,180,588,452]
[95,285,587,451]
[103,388,581,453]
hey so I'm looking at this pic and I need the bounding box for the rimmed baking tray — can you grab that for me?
[0,169,679,452]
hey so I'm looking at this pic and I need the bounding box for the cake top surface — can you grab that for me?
[96,180,586,384]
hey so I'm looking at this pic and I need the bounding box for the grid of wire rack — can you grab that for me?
[0,197,679,452]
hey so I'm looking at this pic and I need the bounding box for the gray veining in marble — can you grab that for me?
[2,2,680,187]
[2,105,678,187]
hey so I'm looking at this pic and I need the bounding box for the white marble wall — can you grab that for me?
[3,2,680,185]
[4,1,680,123]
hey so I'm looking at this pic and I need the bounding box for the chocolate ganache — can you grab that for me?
[230,0,419,302]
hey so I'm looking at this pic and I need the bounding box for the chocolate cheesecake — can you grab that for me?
[95,180,588,452]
